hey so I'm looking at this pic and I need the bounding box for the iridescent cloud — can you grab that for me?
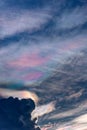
[9,53,50,68]
[0,88,39,103]
[0,0,87,87]
[0,35,87,85]
[0,1,87,129]
[21,71,43,81]
[32,101,56,119]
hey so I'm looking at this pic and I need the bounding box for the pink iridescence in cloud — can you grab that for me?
[61,38,85,52]
[22,72,43,81]
[9,53,49,68]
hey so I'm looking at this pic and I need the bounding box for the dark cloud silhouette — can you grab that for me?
[0,97,40,130]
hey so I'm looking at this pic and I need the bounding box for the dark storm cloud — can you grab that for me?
[0,97,40,130]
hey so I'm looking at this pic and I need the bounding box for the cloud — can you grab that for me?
[0,1,87,130]
[32,101,56,119]
[54,114,87,130]
[0,34,87,85]
[73,114,87,124]
[9,52,50,68]
[0,97,40,130]
[56,6,87,29]
[0,1,87,86]
[0,9,51,39]
[0,88,39,103]
[48,101,87,120]
[41,104,87,130]
[21,72,43,81]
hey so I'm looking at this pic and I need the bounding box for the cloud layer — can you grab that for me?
[0,0,87,129]
[0,1,87,75]
[0,9,51,38]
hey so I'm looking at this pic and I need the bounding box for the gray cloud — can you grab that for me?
[56,6,87,29]
[0,9,51,39]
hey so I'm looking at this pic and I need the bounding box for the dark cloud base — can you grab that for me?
[0,97,40,130]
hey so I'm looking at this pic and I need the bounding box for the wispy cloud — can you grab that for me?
[48,101,87,120]
[9,52,50,68]
[56,6,87,29]
[41,101,87,130]
[32,101,56,119]
[0,34,87,85]
[0,9,51,39]
[0,1,87,129]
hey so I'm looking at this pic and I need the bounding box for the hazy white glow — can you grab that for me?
[0,88,39,103]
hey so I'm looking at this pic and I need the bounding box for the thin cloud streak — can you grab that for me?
[32,101,56,119]
[0,1,87,130]
[0,9,51,39]
[56,6,87,29]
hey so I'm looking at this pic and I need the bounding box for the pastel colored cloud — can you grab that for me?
[0,9,51,38]
[0,35,87,85]
[21,72,43,81]
[9,53,50,68]
[32,101,56,119]
[61,40,84,52]
[48,101,87,120]
[0,1,87,130]
[42,102,87,130]
[0,88,39,103]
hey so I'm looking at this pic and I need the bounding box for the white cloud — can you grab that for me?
[73,114,87,124]
[48,101,87,120]
[43,102,87,130]
[32,101,56,119]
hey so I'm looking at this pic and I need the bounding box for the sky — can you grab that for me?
[0,0,87,130]
[0,0,87,87]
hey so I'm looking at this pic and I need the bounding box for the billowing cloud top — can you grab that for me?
[0,97,40,130]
